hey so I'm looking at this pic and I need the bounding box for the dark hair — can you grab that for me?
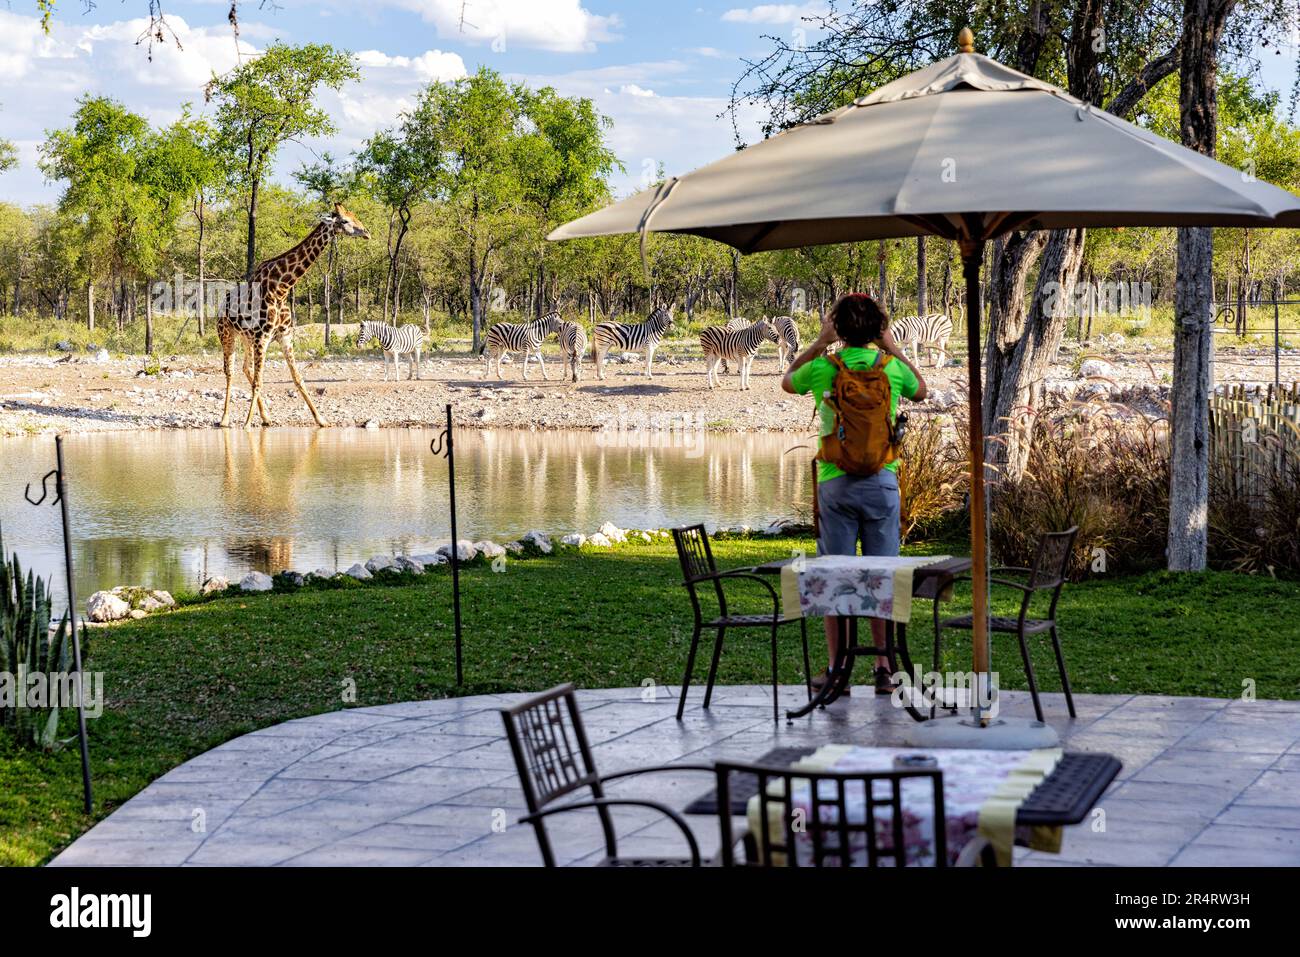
[830,293,887,347]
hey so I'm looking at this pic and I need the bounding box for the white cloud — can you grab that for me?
[374,0,621,53]
[721,3,825,25]
[685,46,727,58]
[0,10,474,202]
[520,61,767,199]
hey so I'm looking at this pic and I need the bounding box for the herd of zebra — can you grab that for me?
[355,309,953,386]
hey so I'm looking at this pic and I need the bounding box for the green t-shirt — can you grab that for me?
[790,346,920,482]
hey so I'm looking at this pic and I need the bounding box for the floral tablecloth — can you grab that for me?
[779,555,950,624]
[747,744,1064,867]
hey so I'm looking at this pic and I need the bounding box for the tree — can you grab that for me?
[206,42,359,279]
[40,96,156,331]
[416,68,528,352]
[295,153,357,344]
[357,124,439,324]
[516,87,620,317]
[142,111,223,338]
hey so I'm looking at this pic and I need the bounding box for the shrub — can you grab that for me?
[0,527,76,750]
[990,401,1169,577]
[897,412,967,544]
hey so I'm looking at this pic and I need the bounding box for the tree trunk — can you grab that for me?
[1169,0,1235,571]
[916,237,928,315]
[196,195,206,337]
[145,287,154,356]
[324,237,335,346]
[245,174,260,281]
[87,283,95,331]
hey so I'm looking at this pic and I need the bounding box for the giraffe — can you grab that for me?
[218,202,370,428]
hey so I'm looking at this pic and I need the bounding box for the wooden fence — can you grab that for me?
[1210,382,1300,499]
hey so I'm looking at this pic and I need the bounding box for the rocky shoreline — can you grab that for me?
[79,520,802,625]
[4,339,1294,437]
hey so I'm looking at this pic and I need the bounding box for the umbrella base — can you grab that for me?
[901,713,1060,750]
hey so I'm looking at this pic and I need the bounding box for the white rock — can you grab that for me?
[411,553,449,566]
[93,348,110,363]
[1079,358,1115,378]
[363,419,380,430]
[503,541,524,555]
[436,540,479,562]
[521,530,552,554]
[310,568,335,580]
[395,555,426,574]
[561,533,587,547]
[240,572,274,592]
[128,609,148,620]
[86,591,131,623]
[345,563,373,581]
[474,541,506,559]
[365,555,396,573]
[200,576,229,596]
[476,408,495,422]
[597,521,627,543]
[587,532,612,547]
[620,352,641,363]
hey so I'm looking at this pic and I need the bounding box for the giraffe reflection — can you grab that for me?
[220,429,323,574]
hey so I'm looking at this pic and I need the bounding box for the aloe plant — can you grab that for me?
[0,526,75,750]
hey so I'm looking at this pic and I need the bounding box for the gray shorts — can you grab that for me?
[816,471,901,558]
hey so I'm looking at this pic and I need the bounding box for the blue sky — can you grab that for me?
[1,1,1296,205]
[0,0,825,204]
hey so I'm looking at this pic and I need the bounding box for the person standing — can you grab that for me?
[782,293,928,694]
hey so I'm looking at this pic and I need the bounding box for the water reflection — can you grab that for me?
[2,427,813,605]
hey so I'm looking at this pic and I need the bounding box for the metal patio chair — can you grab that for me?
[713,759,997,867]
[500,683,712,867]
[671,524,812,723]
[937,526,1079,723]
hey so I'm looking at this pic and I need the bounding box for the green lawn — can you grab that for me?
[2,533,1298,866]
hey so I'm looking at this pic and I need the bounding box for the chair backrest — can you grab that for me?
[714,761,949,867]
[500,684,617,863]
[671,524,727,613]
[1028,525,1080,591]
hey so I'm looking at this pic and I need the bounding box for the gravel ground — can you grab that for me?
[2,337,1296,436]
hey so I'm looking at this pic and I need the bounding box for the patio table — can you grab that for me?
[687,745,1122,867]
[748,555,971,721]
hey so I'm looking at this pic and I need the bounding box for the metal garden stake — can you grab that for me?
[431,404,463,686]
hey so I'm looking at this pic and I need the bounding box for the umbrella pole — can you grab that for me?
[960,242,991,725]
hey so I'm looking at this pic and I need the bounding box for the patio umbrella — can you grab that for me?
[550,29,1300,737]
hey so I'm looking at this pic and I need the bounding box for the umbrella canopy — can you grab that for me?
[550,35,1300,729]
[550,50,1300,252]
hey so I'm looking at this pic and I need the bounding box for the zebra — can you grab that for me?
[556,319,588,382]
[889,313,952,367]
[720,317,750,374]
[771,315,801,371]
[356,321,425,381]
[480,312,564,380]
[593,305,675,379]
[700,317,778,389]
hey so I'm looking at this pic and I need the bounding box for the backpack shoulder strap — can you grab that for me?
[825,352,846,373]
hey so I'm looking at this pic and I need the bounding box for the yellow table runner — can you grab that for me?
[779,555,950,624]
[745,744,1065,867]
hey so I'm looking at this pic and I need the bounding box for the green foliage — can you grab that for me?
[0,527,74,751]
[1,533,1297,864]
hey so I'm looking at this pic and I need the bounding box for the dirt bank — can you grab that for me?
[1,338,1295,436]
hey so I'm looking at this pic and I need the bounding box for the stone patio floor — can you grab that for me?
[52,686,1300,867]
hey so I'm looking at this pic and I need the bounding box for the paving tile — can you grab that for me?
[280,844,438,866]
[1189,824,1300,852]
[1233,771,1300,808]
[1170,844,1300,866]
[1213,805,1300,829]
[50,686,1300,867]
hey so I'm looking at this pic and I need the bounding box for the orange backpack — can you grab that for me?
[817,351,899,476]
